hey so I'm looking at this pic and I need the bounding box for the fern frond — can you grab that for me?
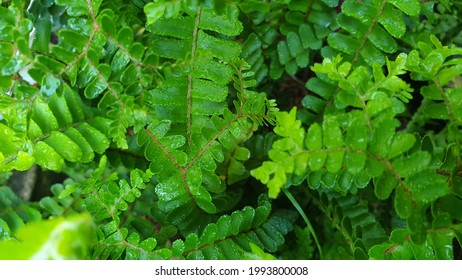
[297,0,421,124]
[327,0,420,66]
[312,191,387,259]
[252,49,452,245]
[171,196,296,260]
[0,86,110,172]
[138,4,276,234]
[405,35,462,124]
[241,33,268,84]
[239,0,338,80]
[77,158,165,260]
[273,23,322,77]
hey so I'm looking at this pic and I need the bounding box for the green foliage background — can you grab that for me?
[1,0,462,260]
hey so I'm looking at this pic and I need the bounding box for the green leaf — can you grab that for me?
[392,151,431,178]
[32,98,59,133]
[422,102,449,120]
[435,195,462,221]
[58,29,88,52]
[147,17,194,39]
[323,116,342,148]
[369,113,395,156]
[186,166,216,213]
[64,128,94,163]
[299,24,321,50]
[32,14,52,53]
[287,32,304,61]
[431,231,453,260]
[405,172,448,203]
[431,214,453,260]
[378,5,406,38]
[394,187,413,218]
[328,33,360,56]
[366,92,393,116]
[233,147,250,161]
[345,115,367,150]
[408,208,427,244]
[197,31,241,62]
[368,243,393,260]
[388,134,416,159]
[43,131,82,162]
[48,93,73,127]
[305,123,322,150]
[267,166,286,198]
[33,141,64,171]
[76,123,110,154]
[199,8,243,37]
[13,151,34,171]
[374,169,398,200]
[84,77,107,99]
[388,0,421,16]
[323,116,344,173]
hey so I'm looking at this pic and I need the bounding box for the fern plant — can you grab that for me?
[1,0,462,260]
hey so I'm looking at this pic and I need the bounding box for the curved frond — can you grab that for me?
[0,86,110,171]
[172,197,296,260]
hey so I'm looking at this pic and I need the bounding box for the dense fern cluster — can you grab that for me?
[1,0,462,260]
